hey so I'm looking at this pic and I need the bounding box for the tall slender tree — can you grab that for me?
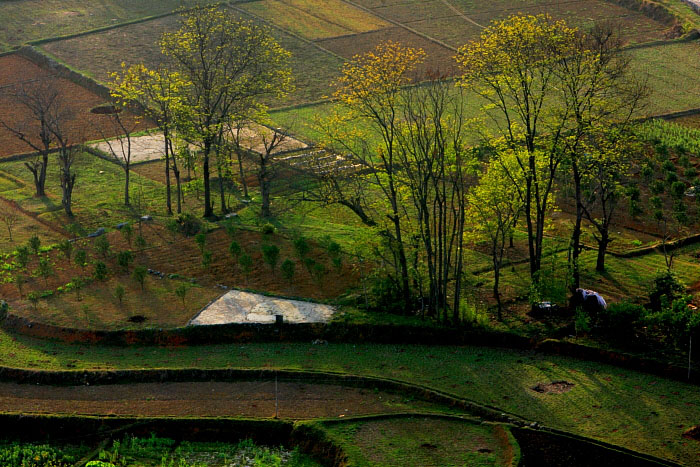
[160,5,292,217]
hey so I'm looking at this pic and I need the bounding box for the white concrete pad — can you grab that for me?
[189,290,336,325]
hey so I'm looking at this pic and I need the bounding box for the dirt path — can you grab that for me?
[0,381,445,419]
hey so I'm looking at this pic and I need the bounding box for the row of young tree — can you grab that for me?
[306,15,649,322]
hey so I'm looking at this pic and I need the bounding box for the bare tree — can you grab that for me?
[0,203,20,241]
[254,126,290,218]
[0,78,68,197]
[95,104,139,206]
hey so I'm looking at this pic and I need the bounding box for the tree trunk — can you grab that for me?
[217,154,227,214]
[236,148,249,198]
[61,171,75,217]
[260,156,271,218]
[164,130,172,215]
[203,140,213,217]
[124,163,130,206]
[596,233,609,272]
[570,161,583,290]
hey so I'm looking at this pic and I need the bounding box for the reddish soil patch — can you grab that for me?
[0,222,361,330]
[531,381,575,394]
[0,381,441,419]
[316,27,457,78]
[0,54,147,158]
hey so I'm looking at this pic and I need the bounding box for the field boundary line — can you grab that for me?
[438,0,485,29]
[339,0,458,52]
[227,2,347,62]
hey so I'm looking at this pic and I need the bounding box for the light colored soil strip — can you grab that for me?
[189,290,336,325]
[91,123,309,164]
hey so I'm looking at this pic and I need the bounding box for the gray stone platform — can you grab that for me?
[189,290,336,325]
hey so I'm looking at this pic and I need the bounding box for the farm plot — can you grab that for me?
[317,27,457,76]
[0,0,219,46]
[0,54,146,158]
[349,0,671,46]
[41,7,344,107]
[627,41,700,115]
[238,0,390,40]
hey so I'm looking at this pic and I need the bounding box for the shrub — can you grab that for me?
[94,235,110,258]
[57,239,73,261]
[262,244,280,271]
[134,235,147,251]
[281,259,295,283]
[114,284,125,306]
[15,246,29,268]
[311,262,326,284]
[293,236,310,259]
[175,284,189,308]
[120,223,133,246]
[599,302,648,337]
[28,235,40,254]
[167,213,202,236]
[27,292,39,310]
[94,261,108,281]
[13,273,26,298]
[201,250,212,269]
[0,300,7,320]
[75,249,87,270]
[132,266,147,291]
[229,240,241,260]
[332,256,342,271]
[261,222,276,235]
[649,271,685,311]
[239,253,253,280]
[36,256,53,286]
[194,232,207,253]
[117,250,133,273]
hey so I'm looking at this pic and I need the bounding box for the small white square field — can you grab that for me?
[189,290,336,325]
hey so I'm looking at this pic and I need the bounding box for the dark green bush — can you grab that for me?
[261,222,276,235]
[167,213,202,236]
[281,259,295,282]
[262,244,280,271]
[93,261,108,281]
[648,271,685,311]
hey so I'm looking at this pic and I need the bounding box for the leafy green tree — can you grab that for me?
[239,253,253,282]
[132,266,147,291]
[261,244,280,271]
[94,235,110,258]
[457,15,577,280]
[115,284,125,306]
[36,256,53,287]
[72,276,84,301]
[74,249,87,271]
[135,235,147,252]
[281,259,295,283]
[175,284,189,309]
[120,223,133,247]
[160,5,293,216]
[201,250,212,270]
[229,240,241,261]
[117,250,134,273]
[15,246,30,269]
[467,154,522,319]
[194,232,207,253]
[57,239,73,261]
[293,236,310,260]
[28,235,40,255]
[94,261,108,281]
[13,273,26,298]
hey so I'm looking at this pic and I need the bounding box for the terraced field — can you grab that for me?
[41,6,344,106]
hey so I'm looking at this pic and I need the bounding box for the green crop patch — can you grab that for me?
[238,0,390,40]
[322,416,518,466]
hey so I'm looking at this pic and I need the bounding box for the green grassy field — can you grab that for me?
[321,416,518,466]
[0,334,697,463]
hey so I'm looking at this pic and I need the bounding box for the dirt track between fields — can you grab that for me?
[0,381,443,419]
